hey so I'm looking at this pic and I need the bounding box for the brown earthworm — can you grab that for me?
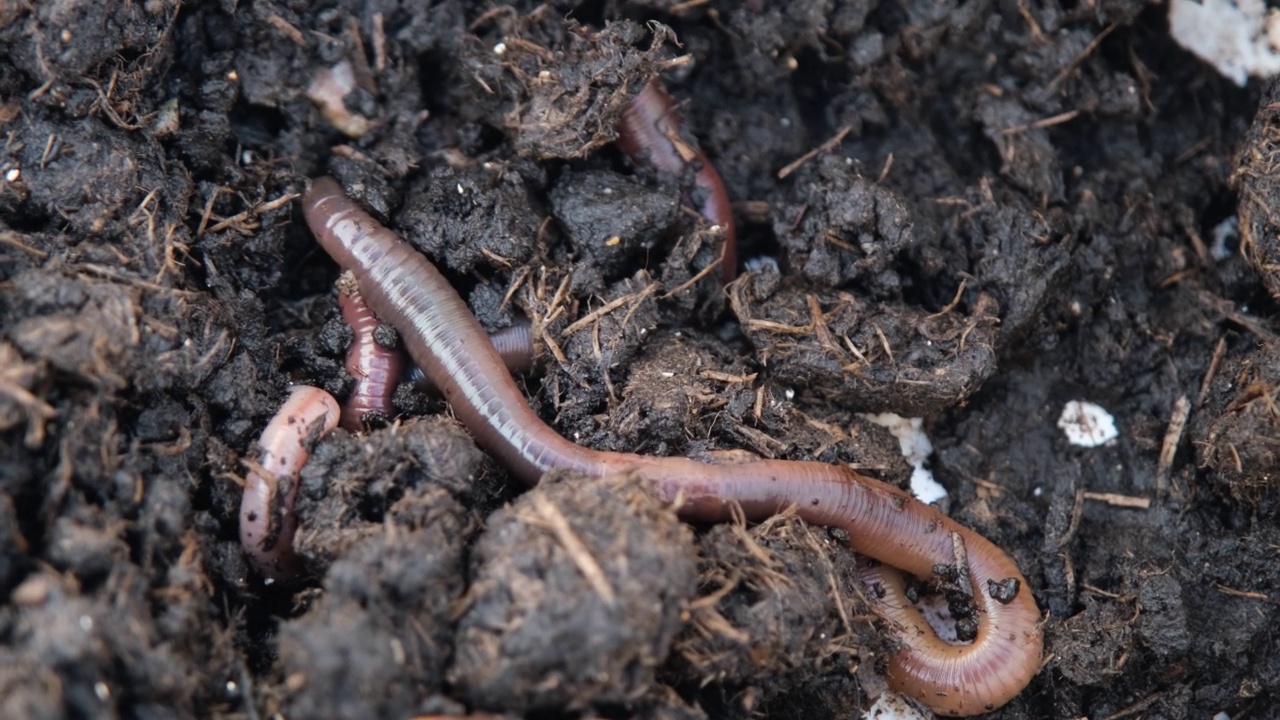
[339,275,534,429]
[239,385,340,582]
[405,319,535,391]
[338,273,407,431]
[617,77,737,283]
[302,177,1043,716]
[484,319,536,375]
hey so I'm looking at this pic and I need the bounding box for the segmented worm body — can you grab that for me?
[302,178,1043,716]
[483,319,536,375]
[339,276,534,428]
[239,385,340,582]
[617,77,737,282]
[405,319,535,391]
[338,274,407,431]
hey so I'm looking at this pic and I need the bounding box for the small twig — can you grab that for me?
[1155,395,1190,497]
[1014,0,1046,42]
[0,375,58,448]
[540,272,573,329]
[871,323,894,363]
[73,263,197,295]
[40,132,58,168]
[1214,583,1275,603]
[195,187,221,237]
[741,318,814,335]
[1002,109,1079,136]
[528,493,616,606]
[669,0,713,14]
[1197,336,1227,408]
[1174,135,1212,166]
[0,229,48,258]
[875,152,895,183]
[86,76,143,131]
[777,124,854,179]
[561,283,658,338]
[1046,23,1119,92]
[372,13,387,71]
[204,192,300,234]
[698,370,757,385]
[265,14,307,46]
[926,280,967,318]
[1081,491,1150,509]
[661,229,727,299]
[1101,692,1163,720]
[1051,488,1085,551]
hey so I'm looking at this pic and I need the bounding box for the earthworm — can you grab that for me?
[338,273,407,431]
[339,276,534,428]
[405,319,535,391]
[302,177,1043,716]
[239,385,340,582]
[483,319,536,375]
[617,77,737,283]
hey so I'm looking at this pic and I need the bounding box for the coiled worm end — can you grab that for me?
[238,385,340,582]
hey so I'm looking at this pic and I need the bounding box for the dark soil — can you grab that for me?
[0,1,1276,718]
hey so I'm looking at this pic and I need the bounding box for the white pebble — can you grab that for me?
[1168,0,1280,85]
[1058,400,1118,447]
[1211,215,1239,261]
[862,413,947,504]
[862,691,931,720]
[744,255,779,274]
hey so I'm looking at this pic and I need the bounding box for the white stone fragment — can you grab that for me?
[1058,400,1118,447]
[862,691,932,720]
[1169,0,1280,86]
[304,61,372,138]
[1211,215,1239,261]
[862,413,947,504]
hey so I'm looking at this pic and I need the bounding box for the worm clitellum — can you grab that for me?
[239,385,340,582]
[301,177,1043,716]
[617,77,737,283]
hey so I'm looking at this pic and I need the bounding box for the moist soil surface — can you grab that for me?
[1,2,1277,719]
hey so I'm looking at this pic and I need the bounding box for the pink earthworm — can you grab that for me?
[405,319,535,391]
[483,320,535,376]
[239,385,340,582]
[339,274,535,429]
[616,77,737,283]
[302,177,1043,716]
[337,274,407,431]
